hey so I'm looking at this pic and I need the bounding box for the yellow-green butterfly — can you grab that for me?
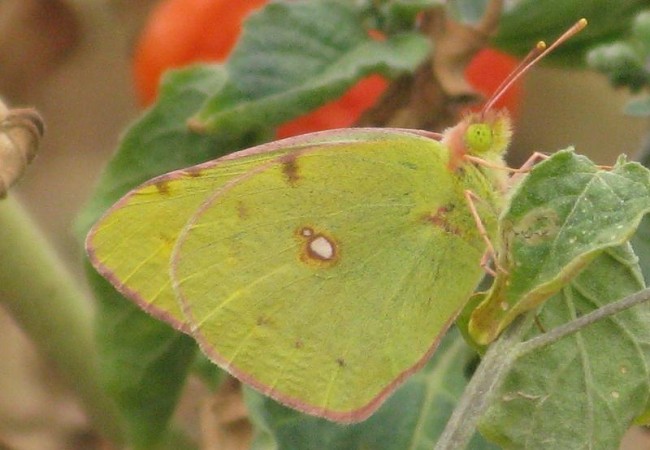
[86,20,586,422]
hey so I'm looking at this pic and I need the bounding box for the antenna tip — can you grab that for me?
[578,18,588,27]
[536,41,547,50]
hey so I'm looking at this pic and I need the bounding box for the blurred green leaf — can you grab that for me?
[494,0,649,64]
[631,137,650,282]
[370,0,443,32]
[586,41,648,91]
[479,244,650,449]
[585,9,650,109]
[192,0,429,133]
[446,0,490,24]
[632,215,650,283]
[634,10,650,47]
[88,266,197,449]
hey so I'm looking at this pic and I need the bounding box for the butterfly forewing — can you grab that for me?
[86,154,287,331]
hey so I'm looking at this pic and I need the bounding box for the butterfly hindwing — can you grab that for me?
[171,132,496,421]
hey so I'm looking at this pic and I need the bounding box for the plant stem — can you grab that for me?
[0,195,124,443]
[516,286,650,357]
[434,314,534,450]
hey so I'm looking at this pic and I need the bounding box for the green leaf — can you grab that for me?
[246,329,497,450]
[88,266,197,449]
[446,0,491,24]
[368,0,443,33]
[634,10,650,48]
[631,137,650,286]
[191,0,429,133]
[586,9,650,95]
[479,244,650,449]
[469,149,650,344]
[365,0,500,33]
[586,41,648,91]
[494,0,649,64]
[631,215,650,282]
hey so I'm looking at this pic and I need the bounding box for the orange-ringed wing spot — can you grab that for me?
[280,153,300,186]
[296,227,339,267]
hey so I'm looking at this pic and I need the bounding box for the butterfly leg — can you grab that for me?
[465,152,548,176]
[479,250,496,277]
[507,152,549,185]
[534,315,547,334]
[464,190,505,276]
[517,151,548,172]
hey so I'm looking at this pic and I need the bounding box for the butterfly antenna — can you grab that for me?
[481,41,546,114]
[481,18,588,114]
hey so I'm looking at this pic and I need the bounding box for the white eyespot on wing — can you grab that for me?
[309,235,335,260]
[296,227,339,267]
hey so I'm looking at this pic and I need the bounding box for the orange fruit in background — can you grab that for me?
[275,75,389,138]
[133,0,267,106]
[133,0,522,137]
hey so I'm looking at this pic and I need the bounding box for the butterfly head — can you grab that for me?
[443,110,512,170]
[464,110,512,158]
[443,18,588,171]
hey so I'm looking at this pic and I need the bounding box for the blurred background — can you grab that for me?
[0,0,648,448]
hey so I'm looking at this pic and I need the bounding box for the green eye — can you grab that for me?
[465,123,493,154]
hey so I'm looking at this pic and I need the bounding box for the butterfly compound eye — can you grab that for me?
[465,123,493,155]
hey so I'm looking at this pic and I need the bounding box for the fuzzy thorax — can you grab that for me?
[442,110,512,171]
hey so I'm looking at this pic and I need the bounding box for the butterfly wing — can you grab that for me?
[86,129,403,331]
[171,131,496,421]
